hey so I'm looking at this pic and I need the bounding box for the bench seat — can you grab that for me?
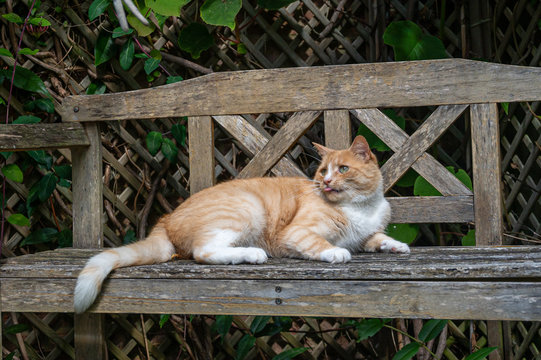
[2,246,540,320]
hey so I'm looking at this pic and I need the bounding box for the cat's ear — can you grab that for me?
[349,135,372,161]
[312,142,333,157]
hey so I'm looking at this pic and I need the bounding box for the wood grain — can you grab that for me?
[471,104,504,245]
[70,122,105,358]
[188,116,215,194]
[388,196,474,223]
[324,110,351,149]
[237,111,320,178]
[213,115,305,177]
[62,59,541,122]
[351,108,472,196]
[0,123,89,151]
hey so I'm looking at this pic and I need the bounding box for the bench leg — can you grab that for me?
[72,123,105,358]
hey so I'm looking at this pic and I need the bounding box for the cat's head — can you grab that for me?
[312,136,382,203]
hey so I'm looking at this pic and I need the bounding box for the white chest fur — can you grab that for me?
[333,195,391,251]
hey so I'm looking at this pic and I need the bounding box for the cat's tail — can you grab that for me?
[74,224,175,313]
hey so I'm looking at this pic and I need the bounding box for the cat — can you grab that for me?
[74,135,410,313]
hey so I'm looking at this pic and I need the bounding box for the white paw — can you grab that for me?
[380,238,410,254]
[320,248,352,263]
[242,247,268,264]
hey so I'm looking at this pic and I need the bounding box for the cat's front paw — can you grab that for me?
[320,248,352,263]
[242,247,268,264]
[380,238,410,254]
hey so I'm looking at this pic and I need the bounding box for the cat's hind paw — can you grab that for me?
[320,248,352,263]
[242,247,268,264]
[380,238,410,254]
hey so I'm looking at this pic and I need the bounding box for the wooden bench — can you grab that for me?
[1,59,540,358]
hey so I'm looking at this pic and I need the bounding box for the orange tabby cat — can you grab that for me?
[74,135,409,313]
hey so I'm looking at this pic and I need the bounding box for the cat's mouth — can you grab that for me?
[323,186,341,193]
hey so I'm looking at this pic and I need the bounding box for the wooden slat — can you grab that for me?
[4,247,540,281]
[2,278,540,321]
[388,196,474,223]
[188,116,215,194]
[324,110,351,149]
[0,123,89,151]
[213,115,305,177]
[70,123,106,360]
[471,104,504,245]
[62,60,541,122]
[351,108,472,196]
[380,105,468,189]
[237,111,320,178]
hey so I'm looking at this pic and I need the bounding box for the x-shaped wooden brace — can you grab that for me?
[351,105,473,196]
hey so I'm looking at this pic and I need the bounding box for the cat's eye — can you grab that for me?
[320,169,327,176]
[339,166,349,174]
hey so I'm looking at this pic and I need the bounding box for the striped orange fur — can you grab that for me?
[74,135,409,313]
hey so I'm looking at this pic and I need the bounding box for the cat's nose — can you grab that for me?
[324,178,332,185]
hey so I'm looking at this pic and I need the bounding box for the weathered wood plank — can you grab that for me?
[380,105,468,189]
[3,246,540,281]
[70,122,106,359]
[188,116,215,194]
[237,111,321,178]
[351,108,472,196]
[2,278,540,321]
[324,110,351,149]
[62,59,541,122]
[213,115,305,177]
[471,104,504,245]
[389,196,473,223]
[0,123,89,151]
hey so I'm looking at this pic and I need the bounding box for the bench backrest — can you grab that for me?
[2,59,541,250]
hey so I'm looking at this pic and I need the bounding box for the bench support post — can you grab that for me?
[189,116,215,194]
[324,110,351,149]
[72,122,106,359]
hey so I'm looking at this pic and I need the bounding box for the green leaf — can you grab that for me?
[171,124,186,146]
[201,0,241,30]
[21,227,58,246]
[127,7,154,36]
[395,169,419,188]
[38,173,58,201]
[235,335,256,360]
[146,131,163,155]
[112,27,134,38]
[418,319,447,342]
[54,165,72,180]
[14,115,41,124]
[7,214,30,227]
[144,57,161,75]
[214,315,233,339]
[1,66,49,95]
[501,102,509,115]
[94,32,116,66]
[123,229,137,244]
[161,138,178,162]
[257,0,296,10]
[385,223,419,245]
[146,0,190,16]
[120,38,135,70]
[414,167,472,196]
[56,229,73,247]
[454,168,473,190]
[237,43,247,54]
[166,75,184,84]
[2,13,23,24]
[464,347,498,360]
[19,48,39,55]
[250,316,271,335]
[0,48,14,57]
[24,98,55,113]
[1,152,13,160]
[89,0,111,21]
[86,81,106,95]
[255,322,283,337]
[28,18,51,26]
[159,314,170,328]
[178,23,214,59]
[5,353,15,360]
[2,164,24,183]
[383,21,447,61]
[272,347,308,360]
[462,229,476,246]
[355,318,386,341]
[58,178,71,188]
[392,342,420,360]
[5,323,31,334]
[27,150,53,169]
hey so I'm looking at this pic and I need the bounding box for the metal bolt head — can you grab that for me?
[275,298,282,305]
[73,106,79,113]
[275,286,282,293]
